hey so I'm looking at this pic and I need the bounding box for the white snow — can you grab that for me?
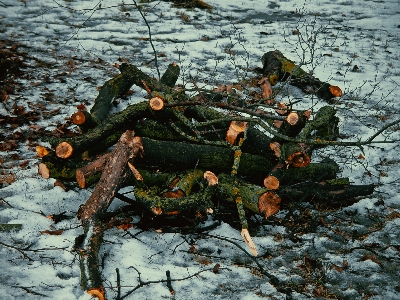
[1,0,400,299]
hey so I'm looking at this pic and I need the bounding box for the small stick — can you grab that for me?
[166,270,174,295]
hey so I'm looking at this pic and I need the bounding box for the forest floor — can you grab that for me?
[1,0,400,299]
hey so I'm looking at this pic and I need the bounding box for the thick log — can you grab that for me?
[47,101,151,158]
[76,130,143,297]
[262,50,342,100]
[136,137,274,179]
[78,130,143,222]
[277,180,375,206]
[160,62,180,88]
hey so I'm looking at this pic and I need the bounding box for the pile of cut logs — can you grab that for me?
[37,50,374,299]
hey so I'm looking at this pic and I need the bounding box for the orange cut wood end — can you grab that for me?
[269,142,281,158]
[329,85,342,97]
[258,191,281,218]
[76,169,86,188]
[241,228,258,256]
[230,120,247,133]
[204,171,218,186]
[71,111,86,125]
[55,142,73,159]
[36,146,50,157]
[149,96,164,111]
[258,77,273,101]
[38,163,50,179]
[263,175,280,190]
[286,152,311,168]
[87,286,105,300]
[303,110,311,120]
[152,207,163,215]
[128,162,143,181]
[286,112,299,125]
[226,127,239,145]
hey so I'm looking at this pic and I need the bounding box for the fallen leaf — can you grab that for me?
[40,229,64,235]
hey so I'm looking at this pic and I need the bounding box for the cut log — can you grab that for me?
[56,141,74,159]
[280,143,311,168]
[261,50,342,100]
[137,137,274,179]
[71,110,98,133]
[204,171,218,186]
[149,96,165,111]
[38,163,50,179]
[258,191,281,218]
[76,130,143,297]
[78,130,143,222]
[277,180,375,206]
[226,121,247,145]
[160,62,180,88]
[47,101,151,158]
[263,175,279,190]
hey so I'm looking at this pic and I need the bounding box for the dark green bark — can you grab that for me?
[277,180,375,206]
[160,63,180,87]
[262,50,342,100]
[137,137,274,179]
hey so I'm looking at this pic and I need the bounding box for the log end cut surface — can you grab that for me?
[258,191,281,218]
[56,141,74,159]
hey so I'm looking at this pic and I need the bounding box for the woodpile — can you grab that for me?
[37,51,374,299]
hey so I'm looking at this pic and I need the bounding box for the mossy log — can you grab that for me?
[136,137,275,179]
[278,180,375,206]
[46,101,151,158]
[262,50,342,100]
[160,62,180,87]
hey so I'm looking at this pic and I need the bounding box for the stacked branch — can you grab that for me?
[35,53,380,298]
[262,50,342,100]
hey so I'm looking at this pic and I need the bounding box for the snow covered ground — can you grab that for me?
[1,0,400,299]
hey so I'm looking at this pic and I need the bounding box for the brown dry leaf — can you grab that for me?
[361,254,382,266]
[40,229,64,235]
[0,140,18,151]
[117,223,133,231]
[358,154,365,159]
[195,257,211,265]
[330,264,343,272]
[0,172,16,185]
[19,160,29,168]
[213,263,220,274]
[188,245,197,253]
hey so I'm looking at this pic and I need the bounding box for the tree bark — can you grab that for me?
[76,130,143,298]
[262,50,342,100]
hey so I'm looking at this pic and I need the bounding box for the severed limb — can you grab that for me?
[261,50,342,100]
[76,130,143,298]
